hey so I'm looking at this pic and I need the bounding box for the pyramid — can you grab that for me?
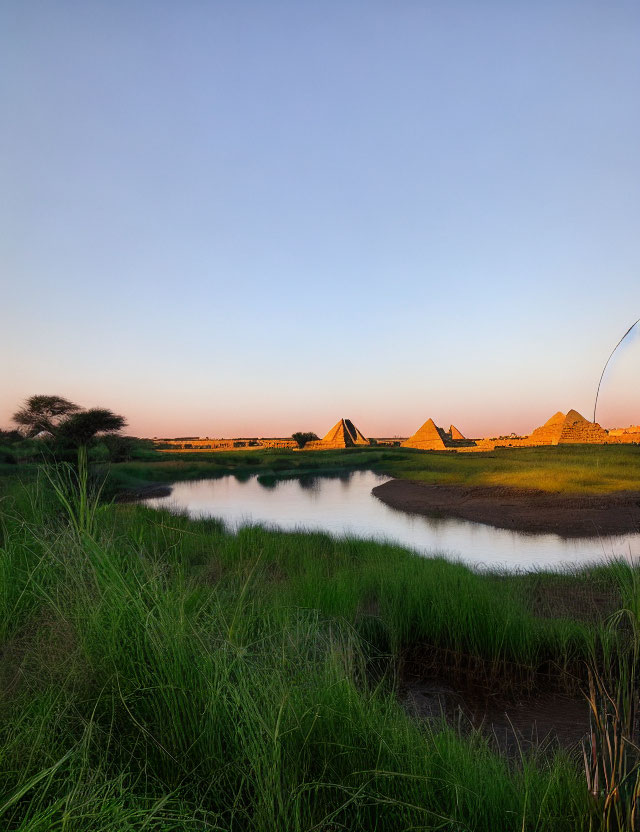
[449,424,465,441]
[402,418,447,450]
[558,410,609,443]
[306,418,369,449]
[527,411,566,445]
[546,411,566,425]
[528,409,609,445]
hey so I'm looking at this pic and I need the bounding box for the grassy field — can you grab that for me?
[98,442,640,497]
[383,444,640,494]
[1,471,638,829]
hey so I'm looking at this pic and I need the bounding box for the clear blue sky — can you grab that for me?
[2,1,639,437]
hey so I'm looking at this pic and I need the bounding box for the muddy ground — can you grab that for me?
[400,671,589,756]
[372,480,640,537]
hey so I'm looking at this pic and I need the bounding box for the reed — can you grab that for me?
[40,447,106,538]
[582,563,640,830]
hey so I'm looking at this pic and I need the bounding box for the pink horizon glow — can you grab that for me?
[2,399,634,441]
[3,338,638,442]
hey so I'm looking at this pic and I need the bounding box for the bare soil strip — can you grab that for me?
[400,673,588,755]
[372,479,640,537]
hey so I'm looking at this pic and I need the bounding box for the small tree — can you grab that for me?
[58,408,126,471]
[58,408,126,448]
[13,395,81,438]
[292,432,319,448]
[13,396,126,537]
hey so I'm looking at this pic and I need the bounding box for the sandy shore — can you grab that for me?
[372,479,640,538]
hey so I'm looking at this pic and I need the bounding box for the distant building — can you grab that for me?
[526,410,609,445]
[305,419,368,449]
[402,418,447,450]
[402,419,473,450]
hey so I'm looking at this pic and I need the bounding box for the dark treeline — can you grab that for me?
[1,394,155,466]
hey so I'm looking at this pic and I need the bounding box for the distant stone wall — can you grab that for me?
[157,439,235,450]
[258,439,298,449]
[488,437,531,448]
[606,433,640,444]
[304,440,356,450]
[155,437,296,452]
[371,438,405,447]
[608,427,640,443]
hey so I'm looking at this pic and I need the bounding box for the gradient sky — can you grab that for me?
[2,1,639,438]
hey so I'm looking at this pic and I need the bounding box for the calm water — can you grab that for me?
[144,470,640,571]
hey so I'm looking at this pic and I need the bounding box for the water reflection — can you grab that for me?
[298,475,321,492]
[144,470,640,571]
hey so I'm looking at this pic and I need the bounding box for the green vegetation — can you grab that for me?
[1,470,639,829]
[2,396,639,827]
[383,444,640,494]
[1,395,154,469]
[4,404,640,498]
[101,447,392,498]
[101,443,640,499]
[291,431,320,448]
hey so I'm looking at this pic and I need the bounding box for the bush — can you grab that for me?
[292,431,319,448]
[0,446,17,464]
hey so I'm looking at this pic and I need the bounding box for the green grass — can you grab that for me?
[1,472,638,829]
[382,444,640,494]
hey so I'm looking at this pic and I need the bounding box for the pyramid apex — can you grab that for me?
[565,409,587,424]
[402,417,447,450]
[544,411,566,426]
[449,424,465,441]
[318,418,368,447]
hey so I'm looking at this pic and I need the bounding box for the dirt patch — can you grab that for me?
[397,643,590,754]
[400,643,583,699]
[401,672,588,755]
[372,479,640,537]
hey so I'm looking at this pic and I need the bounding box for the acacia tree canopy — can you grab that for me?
[13,396,126,449]
[57,409,127,447]
[13,395,81,437]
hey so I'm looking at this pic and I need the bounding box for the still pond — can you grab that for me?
[144,470,640,571]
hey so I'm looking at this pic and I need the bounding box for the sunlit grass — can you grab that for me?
[381,444,640,493]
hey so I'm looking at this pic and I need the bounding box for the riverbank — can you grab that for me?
[108,444,640,537]
[6,443,640,505]
[373,479,640,537]
[118,444,640,490]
